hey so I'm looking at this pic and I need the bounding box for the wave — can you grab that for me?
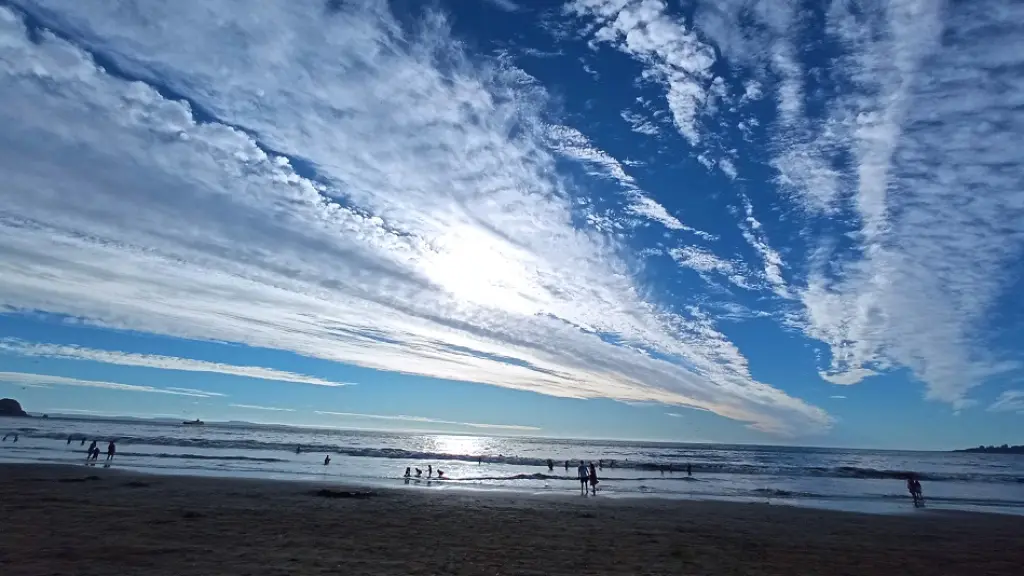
[16,430,1023,484]
[120,452,287,463]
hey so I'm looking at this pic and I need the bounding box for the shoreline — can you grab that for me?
[6,453,1022,518]
[4,463,1024,575]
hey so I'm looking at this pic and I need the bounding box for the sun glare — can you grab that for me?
[423,226,545,316]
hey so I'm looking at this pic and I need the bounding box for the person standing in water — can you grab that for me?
[906,475,923,507]
[577,461,590,495]
[427,465,432,478]
[323,454,331,466]
[67,435,72,445]
[588,462,599,494]
[547,459,554,472]
[87,440,97,458]
[564,460,569,472]
[106,441,116,461]
[687,463,692,477]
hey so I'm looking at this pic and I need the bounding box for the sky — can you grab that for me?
[0,0,1022,450]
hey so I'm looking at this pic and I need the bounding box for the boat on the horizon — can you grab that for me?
[182,418,204,426]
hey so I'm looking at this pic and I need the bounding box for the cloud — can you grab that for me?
[988,391,1024,414]
[568,0,716,146]
[782,0,1024,406]
[167,387,228,397]
[0,0,830,436]
[315,411,540,431]
[0,371,222,397]
[484,0,520,12]
[0,339,354,387]
[620,110,660,136]
[230,403,295,412]
[545,124,704,233]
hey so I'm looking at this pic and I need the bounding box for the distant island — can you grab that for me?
[955,444,1024,454]
[0,398,28,417]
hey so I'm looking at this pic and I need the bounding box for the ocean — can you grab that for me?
[2,416,1022,515]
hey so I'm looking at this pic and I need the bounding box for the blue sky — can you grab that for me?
[0,0,1022,450]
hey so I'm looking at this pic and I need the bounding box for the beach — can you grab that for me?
[2,464,1022,575]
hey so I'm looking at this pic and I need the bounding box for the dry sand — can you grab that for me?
[1,464,1021,575]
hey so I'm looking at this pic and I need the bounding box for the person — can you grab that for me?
[404,467,412,478]
[295,446,302,454]
[589,462,599,494]
[547,459,554,472]
[577,461,589,495]
[913,478,925,507]
[1,434,6,442]
[90,446,100,462]
[564,460,569,471]
[687,463,692,477]
[87,440,97,458]
[598,459,604,470]
[415,468,423,478]
[427,465,432,478]
[67,435,72,445]
[12,434,17,443]
[907,476,921,507]
[323,454,331,466]
[106,441,116,461]
[477,455,482,465]
[80,438,85,446]
[437,469,445,479]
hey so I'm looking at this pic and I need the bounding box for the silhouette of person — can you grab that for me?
[80,438,85,446]
[598,459,604,470]
[577,461,589,495]
[547,459,554,471]
[415,468,423,478]
[404,467,412,478]
[1,434,6,442]
[437,469,445,479]
[589,462,599,494]
[67,436,72,445]
[87,440,97,457]
[564,460,569,471]
[428,465,432,478]
[295,446,302,454]
[106,441,116,461]
[12,434,17,443]
[323,454,331,466]
[687,463,692,477]
[907,476,921,506]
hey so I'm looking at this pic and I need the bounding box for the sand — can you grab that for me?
[1,464,1021,575]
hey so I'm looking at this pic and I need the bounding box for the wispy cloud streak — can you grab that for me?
[0,340,352,387]
[315,411,540,431]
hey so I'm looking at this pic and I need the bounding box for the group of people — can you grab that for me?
[577,461,600,495]
[404,465,445,479]
[1,433,18,442]
[78,438,116,463]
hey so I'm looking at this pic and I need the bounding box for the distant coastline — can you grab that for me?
[955,445,1024,454]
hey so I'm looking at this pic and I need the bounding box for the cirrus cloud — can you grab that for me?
[0,0,830,436]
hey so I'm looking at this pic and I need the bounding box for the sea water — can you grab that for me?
[2,416,1021,515]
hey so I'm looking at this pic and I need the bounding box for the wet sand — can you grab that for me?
[2,463,1021,575]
